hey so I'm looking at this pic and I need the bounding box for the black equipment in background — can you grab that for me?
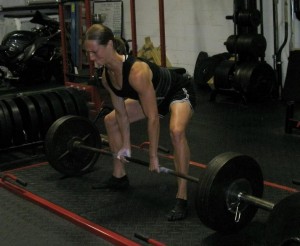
[282,50,300,102]
[211,0,276,103]
[0,11,70,87]
[282,0,300,101]
[294,0,300,20]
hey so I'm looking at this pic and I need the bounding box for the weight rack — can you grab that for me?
[211,0,276,103]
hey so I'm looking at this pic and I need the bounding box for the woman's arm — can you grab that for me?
[129,62,160,171]
[102,72,131,151]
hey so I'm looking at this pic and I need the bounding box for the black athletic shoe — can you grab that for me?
[92,175,130,190]
[167,198,188,221]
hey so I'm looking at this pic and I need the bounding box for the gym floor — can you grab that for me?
[0,86,299,246]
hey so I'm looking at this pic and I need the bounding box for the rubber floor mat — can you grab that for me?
[2,153,294,246]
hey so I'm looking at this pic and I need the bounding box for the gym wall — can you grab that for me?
[1,0,299,86]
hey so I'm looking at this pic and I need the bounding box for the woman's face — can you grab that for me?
[84,39,109,67]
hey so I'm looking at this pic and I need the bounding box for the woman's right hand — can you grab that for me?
[117,148,131,163]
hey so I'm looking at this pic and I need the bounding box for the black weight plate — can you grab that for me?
[53,89,77,115]
[66,87,89,117]
[2,98,26,145]
[227,34,267,57]
[193,52,231,87]
[41,92,66,121]
[265,192,300,246]
[0,100,13,148]
[234,62,275,101]
[224,35,238,54]
[214,60,235,89]
[29,94,54,139]
[13,96,40,143]
[237,34,266,57]
[237,9,261,27]
[196,152,264,233]
[0,102,6,147]
[246,62,275,101]
[45,115,101,176]
[193,51,209,86]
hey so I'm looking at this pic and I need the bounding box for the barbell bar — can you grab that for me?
[44,115,297,242]
[72,139,199,183]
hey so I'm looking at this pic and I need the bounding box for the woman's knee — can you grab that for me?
[170,127,186,145]
[104,113,117,129]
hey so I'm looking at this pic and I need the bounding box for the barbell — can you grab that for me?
[44,115,299,245]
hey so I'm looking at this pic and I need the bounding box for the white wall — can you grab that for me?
[1,0,299,85]
[0,0,27,7]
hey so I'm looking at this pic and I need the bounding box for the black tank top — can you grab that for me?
[105,55,188,104]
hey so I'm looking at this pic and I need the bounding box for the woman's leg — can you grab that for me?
[168,101,193,219]
[104,99,146,178]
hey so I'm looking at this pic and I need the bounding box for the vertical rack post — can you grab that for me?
[158,0,166,67]
[58,2,68,83]
[129,0,167,66]
[83,0,93,77]
[130,0,137,56]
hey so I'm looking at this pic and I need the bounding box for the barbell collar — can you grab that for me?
[73,140,199,183]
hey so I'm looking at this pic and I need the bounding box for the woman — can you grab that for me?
[85,24,196,221]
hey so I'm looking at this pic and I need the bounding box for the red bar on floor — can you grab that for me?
[0,179,141,246]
